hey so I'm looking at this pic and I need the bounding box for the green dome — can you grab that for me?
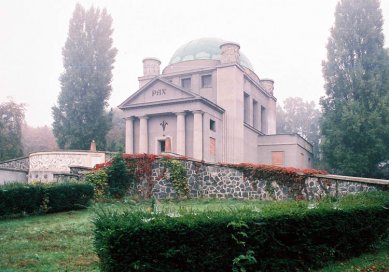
[169,38,254,71]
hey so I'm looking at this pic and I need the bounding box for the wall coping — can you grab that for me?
[313,174,389,186]
[0,156,29,164]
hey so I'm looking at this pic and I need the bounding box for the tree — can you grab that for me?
[107,155,129,198]
[105,107,125,152]
[52,3,117,150]
[22,124,58,155]
[321,0,389,177]
[0,100,25,161]
[276,97,322,166]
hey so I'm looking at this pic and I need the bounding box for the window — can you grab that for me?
[201,75,212,88]
[210,119,216,131]
[253,100,258,129]
[261,106,267,133]
[272,151,284,166]
[181,77,191,90]
[244,93,250,124]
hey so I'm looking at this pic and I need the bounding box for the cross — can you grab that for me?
[160,120,168,136]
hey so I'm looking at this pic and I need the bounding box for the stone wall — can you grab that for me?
[134,159,388,200]
[28,151,106,182]
[0,157,29,172]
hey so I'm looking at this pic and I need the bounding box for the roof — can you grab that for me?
[168,38,254,71]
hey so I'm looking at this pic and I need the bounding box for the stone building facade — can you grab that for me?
[119,38,313,168]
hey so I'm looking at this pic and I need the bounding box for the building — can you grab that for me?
[119,38,313,168]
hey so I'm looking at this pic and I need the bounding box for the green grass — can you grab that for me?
[0,196,388,271]
[319,239,389,272]
[0,210,98,271]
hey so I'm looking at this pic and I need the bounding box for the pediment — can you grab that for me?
[119,78,199,108]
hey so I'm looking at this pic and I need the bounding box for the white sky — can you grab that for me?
[1,0,389,127]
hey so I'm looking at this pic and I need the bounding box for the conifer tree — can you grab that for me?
[0,100,25,161]
[321,0,389,177]
[52,3,117,150]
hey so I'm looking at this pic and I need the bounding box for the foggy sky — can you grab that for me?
[1,0,389,127]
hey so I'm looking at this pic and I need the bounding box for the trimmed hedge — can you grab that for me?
[94,192,389,271]
[0,182,94,217]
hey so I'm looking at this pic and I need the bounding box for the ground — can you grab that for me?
[0,199,388,271]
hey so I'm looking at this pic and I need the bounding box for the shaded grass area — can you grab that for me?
[0,196,388,271]
[319,237,389,272]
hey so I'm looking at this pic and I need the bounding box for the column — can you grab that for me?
[125,117,134,154]
[139,115,149,153]
[176,112,186,155]
[193,111,203,160]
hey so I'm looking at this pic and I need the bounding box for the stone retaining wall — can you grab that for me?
[135,159,388,200]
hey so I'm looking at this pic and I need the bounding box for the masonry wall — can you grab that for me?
[138,159,387,200]
[0,157,29,171]
[0,157,30,184]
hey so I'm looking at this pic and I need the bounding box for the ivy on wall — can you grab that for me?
[161,158,189,198]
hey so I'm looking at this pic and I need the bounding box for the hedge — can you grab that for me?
[94,192,389,272]
[0,182,94,217]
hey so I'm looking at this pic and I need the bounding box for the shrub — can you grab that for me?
[107,155,130,198]
[94,192,389,272]
[0,183,44,216]
[0,182,94,217]
[44,183,94,213]
[85,169,109,200]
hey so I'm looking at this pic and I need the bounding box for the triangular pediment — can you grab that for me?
[119,78,199,108]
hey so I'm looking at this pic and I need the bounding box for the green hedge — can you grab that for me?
[0,182,94,217]
[94,192,389,272]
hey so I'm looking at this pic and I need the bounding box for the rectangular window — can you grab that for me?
[209,137,216,156]
[201,75,212,88]
[253,100,258,129]
[261,106,267,134]
[181,77,191,90]
[244,93,250,124]
[210,119,216,131]
[272,151,284,166]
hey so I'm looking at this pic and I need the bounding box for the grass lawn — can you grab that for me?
[0,198,388,271]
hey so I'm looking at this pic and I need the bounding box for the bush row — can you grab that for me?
[0,182,94,217]
[94,192,389,271]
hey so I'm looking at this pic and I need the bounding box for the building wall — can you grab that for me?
[243,125,259,163]
[216,65,245,163]
[202,112,222,163]
[28,151,106,182]
[257,134,313,168]
[148,114,177,154]
[0,168,28,184]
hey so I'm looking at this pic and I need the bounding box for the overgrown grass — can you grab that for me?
[0,194,388,271]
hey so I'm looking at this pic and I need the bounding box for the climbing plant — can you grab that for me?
[162,158,189,198]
